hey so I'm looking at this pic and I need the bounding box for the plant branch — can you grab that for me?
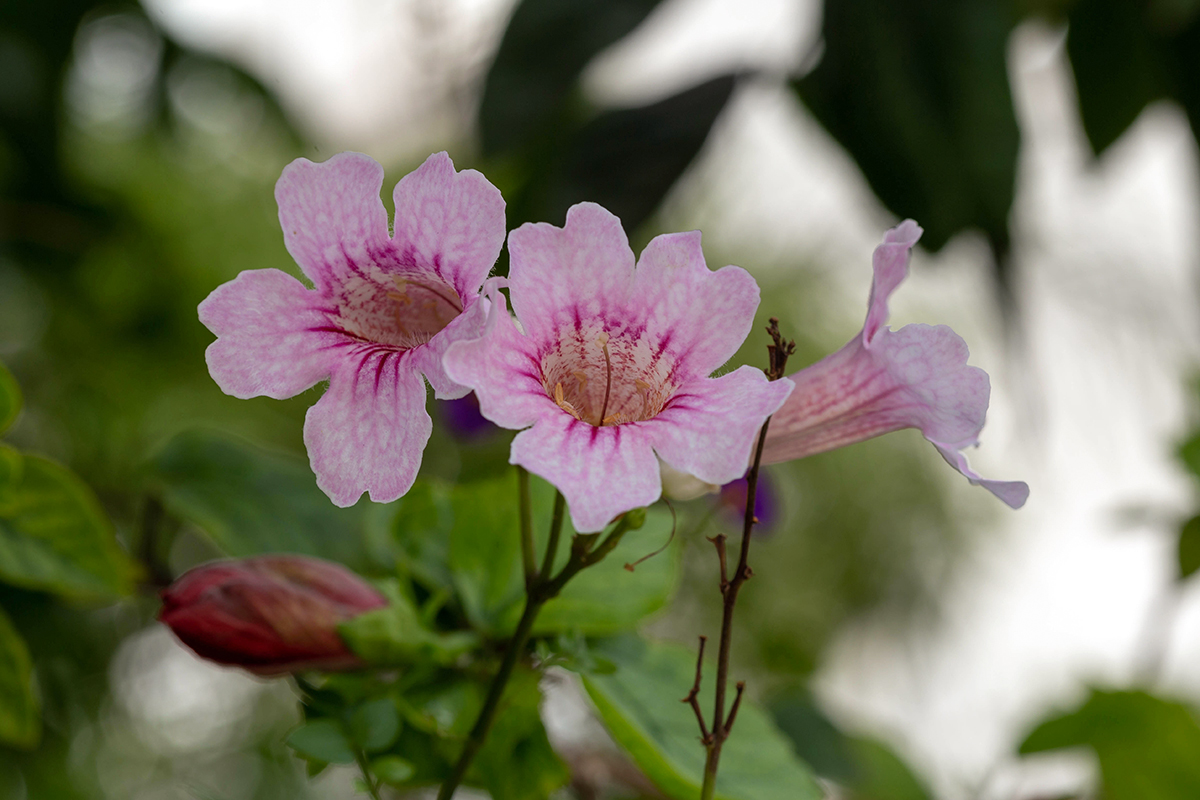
[698,318,794,800]
[437,489,643,800]
[682,635,710,742]
[354,747,383,800]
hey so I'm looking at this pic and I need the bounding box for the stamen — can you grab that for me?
[554,382,583,421]
[391,276,464,313]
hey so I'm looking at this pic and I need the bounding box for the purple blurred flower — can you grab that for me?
[718,471,780,533]
[439,392,498,441]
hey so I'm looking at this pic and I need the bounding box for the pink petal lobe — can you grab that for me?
[391,152,505,300]
[303,350,431,507]
[932,443,1030,509]
[632,231,761,376]
[510,414,662,533]
[645,367,794,486]
[443,282,553,429]
[864,219,923,344]
[276,152,391,293]
[199,269,333,400]
[408,287,492,400]
[507,203,636,344]
[762,323,987,463]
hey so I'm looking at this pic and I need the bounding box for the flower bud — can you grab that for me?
[159,555,387,675]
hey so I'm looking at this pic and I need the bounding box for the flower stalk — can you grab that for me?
[693,319,794,800]
[437,478,644,800]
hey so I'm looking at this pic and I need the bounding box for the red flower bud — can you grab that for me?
[159,555,387,675]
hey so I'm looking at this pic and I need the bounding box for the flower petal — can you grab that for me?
[644,367,794,485]
[632,231,761,377]
[507,202,636,345]
[510,414,662,533]
[199,269,335,400]
[864,219,923,344]
[932,443,1030,509]
[391,152,506,301]
[408,286,492,400]
[443,282,552,429]
[276,152,391,293]
[761,323,987,463]
[303,349,431,507]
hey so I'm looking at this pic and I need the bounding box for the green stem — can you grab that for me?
[540,490,566,578]
[436,488,635,800]
[517,467,537,589]
[355,747,383,800]
[436,588,546,800]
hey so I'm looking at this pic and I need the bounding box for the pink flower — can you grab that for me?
[760,221,1029,508]
[444,203,794,532]
[199,152,504,506]
[159,555,387,675]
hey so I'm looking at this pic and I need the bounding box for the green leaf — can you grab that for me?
[0,453,138,598]
[390,481,456,592]
[349,698,401,753]
[0,361,20,436]
[0,606,39,749]
[794,0,1019,261]
[580,636,822,800]
[531,503,679,636]
[1019,689,1200,800]
[447,473,681,636]
[472,667,570,800]
[447,476,527,634]
[845,737,933,800]
[370,755,416,787]
[1065,0,1168,156]
[1179,515,1200,580]
[339,595,479,668]
[287,719,357,765]
[147,429,381,572]
[480,0,666,158]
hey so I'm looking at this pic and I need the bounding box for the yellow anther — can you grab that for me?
[554,382,582,421]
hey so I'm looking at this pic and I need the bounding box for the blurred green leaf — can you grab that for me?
[147,429,382,572]
[349,698,401,754]
[769,690,931,799]
[794,0,1018,264]
[472,667,570,800]
[1178,429,1200,478]
[287,719,356,765]
[0,453,137,597]
[1019,689,1200,799]
[480,0,665,157]
[1179,515,1200,580]
[448,475,527,634]
[447,473,680,636]
[1065,0,1168,156]
[0,362,20,436]
[339,595,479,667]
[538,73,739,232]
[0,605,38,749]
[846,738,932,800]
[370,755,416,786]
[580,636,822,800]
[391,481,455,593]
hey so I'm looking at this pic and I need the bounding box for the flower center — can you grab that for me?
[336,275,463,350]
[541,326,676,426]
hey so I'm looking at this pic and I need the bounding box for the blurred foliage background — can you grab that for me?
[2,0,1200,798]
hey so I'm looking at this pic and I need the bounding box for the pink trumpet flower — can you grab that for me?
[199,152,504,506]
[444,203,794,532]
[760,221,1028,508]
[159,555,387,675]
